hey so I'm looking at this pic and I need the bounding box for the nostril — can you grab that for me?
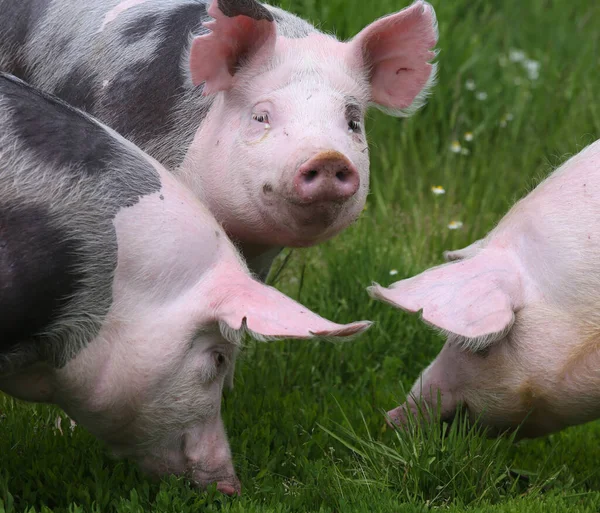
[304,170,318,182]
[336,170,349,182]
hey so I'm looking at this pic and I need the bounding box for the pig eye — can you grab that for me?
[214,352,227,368]
[348,120,361,133]
[252,113,269,124]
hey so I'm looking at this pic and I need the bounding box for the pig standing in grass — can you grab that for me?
[0,73,371,494]
[0,0,438,278]
[370,140,600,438]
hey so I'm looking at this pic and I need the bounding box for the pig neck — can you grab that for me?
[238,242,283,281]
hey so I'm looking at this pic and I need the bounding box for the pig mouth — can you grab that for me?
[284,198,345,226]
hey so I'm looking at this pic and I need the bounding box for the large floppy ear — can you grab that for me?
[190,0,277,94]
[204,268,371,343]
[349,0,438,116]
[368,251,523,351]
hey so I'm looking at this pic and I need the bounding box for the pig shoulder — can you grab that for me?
[0,73,161,373]
[15,0,211,169]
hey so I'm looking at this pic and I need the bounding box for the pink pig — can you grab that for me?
[370,140,600,438]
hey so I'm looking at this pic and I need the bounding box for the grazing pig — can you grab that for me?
[0,0,438,278]
[0,72,371,494]
[369,140,600,439]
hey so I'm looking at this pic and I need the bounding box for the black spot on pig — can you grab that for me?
[0,204,85,355]
[105,3,207,145]
[120,13,160,45]
[53,66,99,113]
[2,73,161,208]
[217,0,274,21]
[0,0,51,50]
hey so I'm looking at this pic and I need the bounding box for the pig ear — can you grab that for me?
[368,252,523,351]
[207,271,371,342]
[350,0,438,116]
[443,239,485,262]
[189,0,277,94]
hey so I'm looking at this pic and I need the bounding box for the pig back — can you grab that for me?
[492,140,600,312]
[0,73,161,373]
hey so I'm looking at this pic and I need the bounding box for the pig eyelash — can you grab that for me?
[348,120,361,133]
[252,113,269,124]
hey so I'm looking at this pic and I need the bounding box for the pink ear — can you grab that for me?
[189,0,277,94]
[368,251,523,347]
[209,270,371,340]
[351,0,438,115]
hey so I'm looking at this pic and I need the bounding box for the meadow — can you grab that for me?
[2,0,600,511]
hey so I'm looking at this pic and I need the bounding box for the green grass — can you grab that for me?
[3,0,600,511]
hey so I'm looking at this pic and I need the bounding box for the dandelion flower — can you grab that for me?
[476,91,488,101]
[448,220,464,230]
[465,79,476,91]
[509,49,526,62]
[431,185,446,195]
[450,140,462,153]
[389,269,399,276]
[464,132,474,142]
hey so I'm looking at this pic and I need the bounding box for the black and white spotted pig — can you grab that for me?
[0,0,439,278]
[0,72,371,494]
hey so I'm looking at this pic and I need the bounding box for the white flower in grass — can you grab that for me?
[448,220,464,230]
[389,269,399,276]
[431,185,446,195]
[465,79,476,91]
[476,91,488,101]
[450,140,462,153]
[464,131,474,142]
[461,148,470,156]
[509,49,526,62]
[524,59,540,80]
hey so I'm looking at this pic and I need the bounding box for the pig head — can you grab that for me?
[369,140,600,439]
[181,0,439,251]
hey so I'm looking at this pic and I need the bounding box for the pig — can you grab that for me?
[369,140,600,439]
[0,72,371,494]
[0,0,439,278]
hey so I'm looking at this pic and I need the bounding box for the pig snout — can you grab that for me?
[191,468,241,496]
[217,477,242,496]
[292,151,359,204]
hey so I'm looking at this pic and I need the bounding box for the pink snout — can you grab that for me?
[216,477,242,496]
[293,151,360,204]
